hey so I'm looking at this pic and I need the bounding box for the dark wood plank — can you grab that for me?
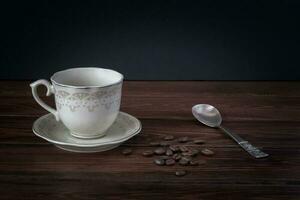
[0,117,299,199]
[0,116,299,148]
[0,146,299,199]
[1,81,300,121]
[1,81,300,97]
[2,95,300,122]
[0,81,299,200]
[0,144,299,171]
[0,172,299,200]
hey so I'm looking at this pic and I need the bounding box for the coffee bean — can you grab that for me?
[201,148,215,156]
[122,148,132,155]
[190,149,200,157]
[182,151,193,157]
[182,149,199,156]
[154,147,166,155]
[164,135,175,141]
[150,142,160,147]
[160,142,170,147]
[179,157,189,166]
[189,160,199,166]
[172,153,181,161]
[159,156,170,160]
[179,145,189,152]
[182,156,192,162]
[178,136,189,143]
[169,145,180,152]
[166,149,173,156]
[142,150,153,157]
[165,159,175,166]
[175,170,187,177]
[154,158,165,166]
[193,139,205,144]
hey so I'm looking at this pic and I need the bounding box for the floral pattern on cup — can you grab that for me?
[55,84,122,112]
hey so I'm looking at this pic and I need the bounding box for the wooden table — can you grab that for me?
[0,81,300,200]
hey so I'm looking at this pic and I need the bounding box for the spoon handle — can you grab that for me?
[219,126,269,159]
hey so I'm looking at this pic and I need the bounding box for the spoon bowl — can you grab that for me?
[192,104,222,127]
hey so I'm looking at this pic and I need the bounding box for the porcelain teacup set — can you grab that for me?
[30,67,141,153]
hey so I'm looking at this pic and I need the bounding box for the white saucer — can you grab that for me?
[32,112,142,153]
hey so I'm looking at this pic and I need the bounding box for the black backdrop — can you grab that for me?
[1,0,300,80]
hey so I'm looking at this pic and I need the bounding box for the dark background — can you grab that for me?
[1,0,300,80]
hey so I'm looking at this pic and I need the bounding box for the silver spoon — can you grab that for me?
[192,104,269,158]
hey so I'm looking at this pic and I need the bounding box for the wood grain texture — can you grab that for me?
[0,81,299,200]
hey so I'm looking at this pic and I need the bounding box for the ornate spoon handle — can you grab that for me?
[238,141,269,158]
[219,126,269,159]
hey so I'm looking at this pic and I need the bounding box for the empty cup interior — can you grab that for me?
[51,67,123,88]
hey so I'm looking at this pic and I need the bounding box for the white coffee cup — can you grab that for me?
[30,67,123,138]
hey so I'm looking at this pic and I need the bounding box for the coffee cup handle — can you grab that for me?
[30,79,59,121]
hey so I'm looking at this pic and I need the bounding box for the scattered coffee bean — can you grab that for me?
[179,157,190,166]
[160,141,170,147]
[165,159,176,166]
[154,158,165,166]
[179,145,189,152]
[150,142,160,146]
[193,139,205,144]
[183,156,192,162]
[166,149,173,156]
[172,153,181,161]
[190,149,200,157]
[159,156,170,160]
[175,170,187,177]
[142,150,154,157]
[122,148,132,155]
[164,135,175,141]
[169,145,180,152]
[189,160,199,166]
[178,136,189,143]
[154,147,166,155]
[201,148,215,156]
[182,151,193,157]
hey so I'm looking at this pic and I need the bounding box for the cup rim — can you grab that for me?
[50,67,124,89]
